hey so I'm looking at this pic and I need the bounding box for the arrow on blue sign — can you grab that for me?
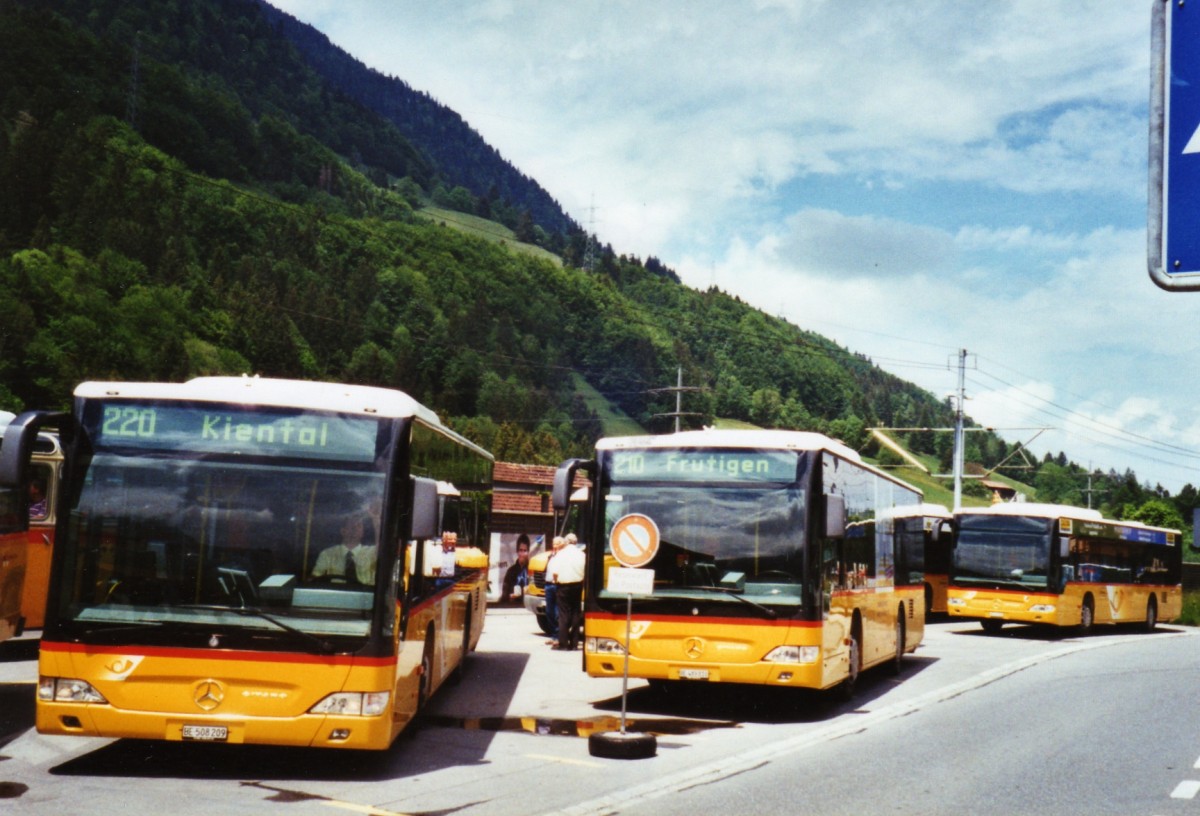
[1149,0,1200,289]
[1185,122,1200,154]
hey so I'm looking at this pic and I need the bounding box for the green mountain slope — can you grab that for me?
[0,0,1027,493]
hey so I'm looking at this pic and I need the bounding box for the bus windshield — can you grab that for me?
[51,400,391,651]
[601,449,808,609]
[953,514,1053,590]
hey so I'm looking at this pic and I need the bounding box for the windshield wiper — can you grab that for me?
[74,622,167,642]
[177,604,336,654]
[956,577,1043,592]
[688,586,778,620]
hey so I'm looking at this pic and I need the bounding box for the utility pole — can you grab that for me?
[1082,465,1106,509]
[650,367,704,433]
[582,194,597,273]
[953,348,967,510]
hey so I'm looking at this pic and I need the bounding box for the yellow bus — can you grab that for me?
[0,451,27,642]
[553,429,925,697]
[0,377,492,750]
[10,424,62,631]
[947,503,1181,634]
[893,504,952,615]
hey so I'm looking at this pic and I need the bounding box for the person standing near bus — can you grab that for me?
[551,533,585,650]
[543,535,564,643]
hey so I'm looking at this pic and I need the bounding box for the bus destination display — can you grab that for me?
[90,402,380,462]
[610,449,801,482]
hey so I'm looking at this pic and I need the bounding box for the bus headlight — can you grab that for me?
[763,646,819,664]
[309,692,390,717]
[38,676,107,704]
[947,598,965,607]
[586,637,626,655]
[1030,604,1056,613]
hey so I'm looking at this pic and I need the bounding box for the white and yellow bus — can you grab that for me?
[553,429,926,697]
[4,420,62,631]
[893,504,952,615]
[947,503,1181,634]
[0,377,491,750]
[0,462,27,642]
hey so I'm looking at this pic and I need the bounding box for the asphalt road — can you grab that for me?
[0,609,1194,815]
[610,626,1200,816]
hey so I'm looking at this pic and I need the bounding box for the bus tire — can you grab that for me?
[536,611,555,636]
[418,629,435,711]
[981,619,1003,634]
[1078,595,1094,636]
[449,602,471,685]
[838,619,862,701]
[1144,596,1158,633]
[889,608,905,676]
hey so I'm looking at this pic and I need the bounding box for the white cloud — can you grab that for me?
[268,0,1200,491]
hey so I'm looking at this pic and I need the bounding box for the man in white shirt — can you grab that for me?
[551,533,585,650]
[312,515,377,585]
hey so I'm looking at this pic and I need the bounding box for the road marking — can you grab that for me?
[526,752,604,768]
[1171,781,1200,800]
[322,801,411,816]
[1193,753,1200,769]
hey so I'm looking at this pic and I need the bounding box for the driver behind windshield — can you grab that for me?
[311,513,377,585]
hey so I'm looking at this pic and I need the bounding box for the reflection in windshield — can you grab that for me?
[56,452,386,643]
[603,484,806,605]
[953,515,1053,589]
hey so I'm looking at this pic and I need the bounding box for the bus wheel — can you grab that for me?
[1144,596,1158,633]
[981,619,1003,634]
[838,624,862,701]
[889,610,905,676]
[536,611,555,636]
[1077,596,1094,636]
[418,630,435,710]
[450,602,471,685]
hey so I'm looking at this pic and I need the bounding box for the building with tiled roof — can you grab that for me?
[491,462,556,538]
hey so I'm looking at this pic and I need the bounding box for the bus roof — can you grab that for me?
[883,502,951,520]
[955,503,1104,521]
[956,502,1180,536]
[596,428,862,458]
[73,377,489,458]
[595,428,922,497]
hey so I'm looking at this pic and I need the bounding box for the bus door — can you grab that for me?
[21,445,60,629]
[1,414,67,640]
[0,483,25,641]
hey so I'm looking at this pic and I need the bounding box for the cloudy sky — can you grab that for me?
[270,0,1200,493]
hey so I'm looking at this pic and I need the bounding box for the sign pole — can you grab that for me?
[588,552,662,763]
[620,592,632,734]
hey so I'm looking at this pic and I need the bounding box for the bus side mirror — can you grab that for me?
[410,476,439,541]
[0,410,69,488]
[824,494,846,538]
[552,458,593,512]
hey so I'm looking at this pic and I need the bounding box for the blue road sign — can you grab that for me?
[1150,0,1200,289]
